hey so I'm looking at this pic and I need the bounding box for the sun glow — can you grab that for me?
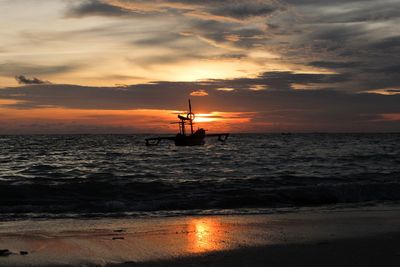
[194,113,222,123]
[0,105,255,134]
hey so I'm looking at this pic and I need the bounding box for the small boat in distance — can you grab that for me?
[145,100,229,146]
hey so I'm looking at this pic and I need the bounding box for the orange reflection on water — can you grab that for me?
[186,218,228,253]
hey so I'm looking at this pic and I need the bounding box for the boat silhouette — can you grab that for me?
[145,100,229,146]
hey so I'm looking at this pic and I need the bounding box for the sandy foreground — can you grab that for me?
[0,206,399,266]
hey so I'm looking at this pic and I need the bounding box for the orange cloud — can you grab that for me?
[381,113,400,121]
[190,90,209,97]
[0,106,254,134]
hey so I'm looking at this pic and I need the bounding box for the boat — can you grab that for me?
[145,100,229,146]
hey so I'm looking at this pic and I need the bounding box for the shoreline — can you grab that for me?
[1,206,400,266]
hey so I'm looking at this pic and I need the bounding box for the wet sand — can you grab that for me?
[109,233,400,267]
[1,206,399,266]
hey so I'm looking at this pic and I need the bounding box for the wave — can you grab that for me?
[1,133,400,219]
[1,179,400,217]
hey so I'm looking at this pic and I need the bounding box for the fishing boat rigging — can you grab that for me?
[145,99,229,146]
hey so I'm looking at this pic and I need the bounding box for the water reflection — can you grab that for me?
[187,218,228,253]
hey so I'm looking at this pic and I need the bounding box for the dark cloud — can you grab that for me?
[182,18,269,50]
[0,62,80,77]
[63,0,279,61]
[58,0,400,94]
[212,53,248,60]
[129,53,205,66]
[65,0,147,18]
[263,0,400,93]
[169,0,285,20]
[0,71,342,109]
[310,61,361,69]
[203,1,281,20]
[311,25,368,44]
[2,0,399,133]
[283,0,376,6]
[370,36,400,50]
[15,75,50,85]
[133,33,184,46]
[160,0,283,19]
[1,70,399,132]
[66,0,284,20]
[375,64,400,74]
[301,1,400,24]
[208,72,348,92]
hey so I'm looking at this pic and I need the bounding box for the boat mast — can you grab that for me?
[189,99,194,134]
[180,120,185,135]
[145,99,229,146]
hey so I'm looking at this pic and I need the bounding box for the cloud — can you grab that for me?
[387,89,400,93]
[64,0,282,51]
[0,71,342,109]
[370,36,400,51]
[1,69,400,132]
[190,89,208,96]
[199,0,283,20]
[65,0,146,18]
[288,0,400,24]
[15,75,50,85]
[71,0,285,21]
[2,0,400,118]
[262,0,400,93]
[309,61,361,69]
[0,62,79,77]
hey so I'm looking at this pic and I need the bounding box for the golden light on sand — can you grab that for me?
[187,218,226,253]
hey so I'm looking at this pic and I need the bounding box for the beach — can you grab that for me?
[2,0,400,264]
[1,206,399,266]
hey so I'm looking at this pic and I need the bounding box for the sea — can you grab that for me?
[0,133,399,220]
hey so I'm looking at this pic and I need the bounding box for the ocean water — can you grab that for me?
[0,134,399,220]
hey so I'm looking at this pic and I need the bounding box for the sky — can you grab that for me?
[0,0,400,133]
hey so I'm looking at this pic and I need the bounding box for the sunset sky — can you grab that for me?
[1,0,400,133]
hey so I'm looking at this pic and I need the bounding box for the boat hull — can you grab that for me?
[174,129,206,146]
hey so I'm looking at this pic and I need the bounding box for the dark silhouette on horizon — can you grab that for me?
[145,99,229,146]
